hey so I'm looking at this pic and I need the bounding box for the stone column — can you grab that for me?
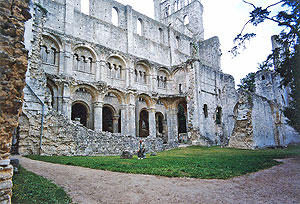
[120,105,127,134]
[99,60,106,81]
[62,83,72,120]
[95,61,101,81]
[166,107,178,143]
[93,101,103,132]
[113,115,120,133]
[148,108,156,138]
[127,93,136,136]
[64,43,73,76]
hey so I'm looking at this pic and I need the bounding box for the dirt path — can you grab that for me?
[15,156,300,204]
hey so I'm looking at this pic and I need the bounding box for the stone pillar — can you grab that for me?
[64,43,73,76]
[0,0,31,203]
[120,105,127,134]
[58,51,64,75]
[126,5,133,54]
[62,83,72,120]
[99,60,106,81]
[166,107,178,143]
[128,93,136,136]
[113,115,120,133]
[148,108,156,138]
[95,61,100,81]
[93,101,103,131]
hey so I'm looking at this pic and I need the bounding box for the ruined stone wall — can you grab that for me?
[229,90,300,149]
[0,0,31,203]
[18,111,170,156]
[188,61,237,146]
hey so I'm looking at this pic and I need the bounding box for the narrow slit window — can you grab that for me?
[137,18,143,36]
[112,7,119,26]
[183,15,189,25]
[81,0,89,15]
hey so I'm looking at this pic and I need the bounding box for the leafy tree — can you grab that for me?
[238,72,256,92]
[231,0,300,133]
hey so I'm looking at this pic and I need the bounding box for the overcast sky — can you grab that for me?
[87,0,282,85]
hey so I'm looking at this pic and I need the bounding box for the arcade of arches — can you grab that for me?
[47,81,189,143]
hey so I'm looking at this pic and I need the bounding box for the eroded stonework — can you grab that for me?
[0,0,31,203]
[16,0,299,157]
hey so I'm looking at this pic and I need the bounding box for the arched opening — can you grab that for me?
[103,106,114,132]
[71,103,88,127]
[156,112,164,134]
[178,103,187,134]
[176,36,181,49]
[203,104,208,118]
[216,107,222,125]
[183,15,189,25]
[139,109,149,137]
[112,7,119,26]
[137,18,143,36]
[81,0,89,15]
[159,28,164,43]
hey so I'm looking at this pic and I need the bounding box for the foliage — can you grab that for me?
[238,72,256,92]
[12,166,72,204]
[27,145,300,179]
[231,0,300,133]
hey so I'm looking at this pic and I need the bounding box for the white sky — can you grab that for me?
[83,0,283,85]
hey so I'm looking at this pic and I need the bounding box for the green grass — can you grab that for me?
[12,166,72,204]
[27,145,300,179]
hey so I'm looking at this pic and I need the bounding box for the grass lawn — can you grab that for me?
[27,145,300,179]
[12,166,72,204]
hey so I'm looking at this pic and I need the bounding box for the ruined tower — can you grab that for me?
[153,0,204,40]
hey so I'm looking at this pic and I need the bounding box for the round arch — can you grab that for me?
[73,44,99,61]
[103,89,125,104]
[72,84,98,102]
[136,94,153,108]
[102,104,117,133]
[71,101,90,127]
[139,108,149,137]
[41,33,63,51]
[106,54,127,68]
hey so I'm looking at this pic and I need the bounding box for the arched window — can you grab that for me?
[112,7,119,26]
[176,36,181,49]
[137,18,143,36]
[159,28,164,43]
[183,15,189,25]
[216,107,222,125]
[81,0,89,15]
[203,104,208,118]
[165,5,170,17]
[174,1,178,12]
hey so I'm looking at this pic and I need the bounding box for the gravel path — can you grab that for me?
[15,156,300,204]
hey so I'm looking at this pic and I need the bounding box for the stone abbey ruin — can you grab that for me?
[11,0,300,156]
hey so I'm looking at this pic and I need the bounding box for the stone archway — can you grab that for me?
[177,102,187,142]
[71,102,89,127]
[139,109,149,137]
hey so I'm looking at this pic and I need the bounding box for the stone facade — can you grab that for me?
[14,0,299,156]
[0,0,31,203]
[229,70,300,149]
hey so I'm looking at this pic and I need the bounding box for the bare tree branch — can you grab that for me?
[266,1,284,9]
[242,0,256,9]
